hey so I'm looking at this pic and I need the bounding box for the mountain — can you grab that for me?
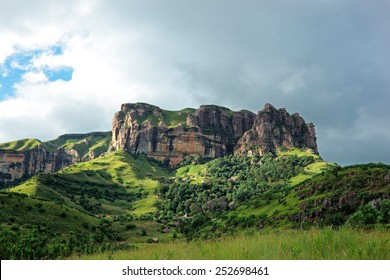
[111,102,318,167]
[1,102,318,187]
[0,102,389,260]
[0,132,111,188]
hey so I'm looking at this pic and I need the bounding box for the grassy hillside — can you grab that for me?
[42,132,111,157]
[0,191,107,259]
[155,152,389,241]
[11,150,169,216]
[1,147,389,259]
[1,150,174,259]
[135,106,196,127]
[0,132,111,158]
[0,138,42,151]
[162,108,196,127]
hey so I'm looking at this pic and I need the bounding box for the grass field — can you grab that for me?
[71,227,390,260]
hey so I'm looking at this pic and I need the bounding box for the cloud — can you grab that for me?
[0,0,389,165]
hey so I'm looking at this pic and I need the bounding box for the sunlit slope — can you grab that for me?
[0,138,42,151]
[10,150,170,216]
[0,132,111,159]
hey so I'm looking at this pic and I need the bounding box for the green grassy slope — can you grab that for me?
[10,150,169,216]
[0,132,111,158]
[0,192,99,233]
[42,132,111,157]
[162,108,196,127]
[1,150,173,259]
[0,191,106,259]
[2,146,389,260]
[135,107,196,127]
[0,139,42,151]
[288,163,390,226]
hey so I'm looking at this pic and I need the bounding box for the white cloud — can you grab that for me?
[22,71,47,83]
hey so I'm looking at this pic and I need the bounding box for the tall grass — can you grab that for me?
[71,227,390,260]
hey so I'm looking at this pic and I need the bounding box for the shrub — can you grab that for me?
[347,204,379,228]
[125,223,137,230]
[378,199,390,224]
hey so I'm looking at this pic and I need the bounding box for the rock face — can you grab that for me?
[0,132,111,188]
[234,103,318,156]
[111,102,318,166]
[111,103,256,167]
[0,147,77,188]
[1,102,318,186]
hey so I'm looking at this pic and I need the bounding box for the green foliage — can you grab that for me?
[347,201,390,228]
[157,155,315,216]
[155,154,322,238]
[378,200,390,224]
[293,164,390,228]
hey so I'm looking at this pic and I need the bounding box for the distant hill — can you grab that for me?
[0,132,111,188]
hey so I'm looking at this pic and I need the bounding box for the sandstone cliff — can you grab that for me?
[111,103,256,166]
[1,102,319,187]
[0,147,76,187]
[0,132,111,188]
[111,102,318,166]
[234,103,318,156]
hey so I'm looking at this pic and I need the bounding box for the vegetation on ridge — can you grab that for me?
[0,138,42,151]
[0,132,111,158]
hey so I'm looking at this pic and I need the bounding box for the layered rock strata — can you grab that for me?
[111,102,318,166]
[0,147,77,188]
[111,103,256,167]
[234,103,318,156]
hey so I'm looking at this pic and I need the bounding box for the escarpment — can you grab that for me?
[111,103,257,167]
[111,102,318,166]
[0,132,111,188]
[0,147,77,187]
[1,102,319,186]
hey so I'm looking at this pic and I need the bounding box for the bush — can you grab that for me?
[347,204,379,228]
[125,223,137,230]
[378,200,390,224]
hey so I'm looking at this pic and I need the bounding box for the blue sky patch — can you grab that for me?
[0,45,73,100]
[43,66,73,82]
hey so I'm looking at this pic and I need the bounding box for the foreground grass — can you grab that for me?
[71,228,390,260]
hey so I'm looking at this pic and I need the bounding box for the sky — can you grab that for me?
[0,0,389,165]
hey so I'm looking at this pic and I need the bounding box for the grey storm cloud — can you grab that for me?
[0,0,389,165]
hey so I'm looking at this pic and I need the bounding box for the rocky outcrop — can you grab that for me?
[111,102,318,166]
[0,132,111,188]
[234,103,318,156]
[0,147,78,188]
[1,102,319,186]
[111,103,256,167]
